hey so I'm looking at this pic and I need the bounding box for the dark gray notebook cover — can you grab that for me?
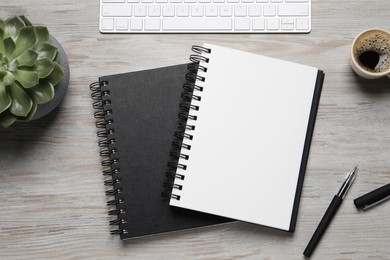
[92,64,231,240]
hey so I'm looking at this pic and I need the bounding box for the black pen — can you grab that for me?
[303,167,358,257]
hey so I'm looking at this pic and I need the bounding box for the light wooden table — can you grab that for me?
[1,1,389,259]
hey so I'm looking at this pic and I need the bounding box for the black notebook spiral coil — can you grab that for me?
[90,81,128,236]
[162,45,211,201]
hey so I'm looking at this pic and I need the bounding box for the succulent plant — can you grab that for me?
[0,15,64,127]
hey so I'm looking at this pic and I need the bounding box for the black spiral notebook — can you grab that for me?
[90,64,232,240]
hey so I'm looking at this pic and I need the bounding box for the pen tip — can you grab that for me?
[338,166,358,198]
[344,166,358,182]
[349,166,358,181]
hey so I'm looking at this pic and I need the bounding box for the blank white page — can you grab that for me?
[170,43,321,231]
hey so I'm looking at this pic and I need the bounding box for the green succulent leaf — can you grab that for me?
[0,19,4,31]
[18,16,32,27]
[3,71,16,86]
[0,28,4,53]
[4,16,26,42]
[0,81,12,113]
[12,26,37,59]
[19,102,37,121]
[34,58,54,78]
[3,37,16,59]
[8,59,18,72]
[35,26,50,42]
[14,49,38,67]
[45,61,64,86]
[26,80,54,104]
[0,110,18,128]
[8,82,33,117]
[13,69,39,88]
[34,41,57,60]
[54,51,60,63]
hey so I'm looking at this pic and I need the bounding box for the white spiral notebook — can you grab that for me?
[166,43,324,232]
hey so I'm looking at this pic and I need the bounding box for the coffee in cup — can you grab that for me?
[350,29,390,79]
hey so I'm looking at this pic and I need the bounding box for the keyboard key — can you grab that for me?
[263,4,276,16]
[162,5,175,16]
[220,5,233,17]
[144,18,161,30]
[278,4,309,16]
[177,5,190,16]
[116,18,129,30]
[234,18,250,30]
[103,0,125,2]
[248,4,262,16]
[205,5,219,16]
[162,18,232,31]
[281,23,293,30]
[266,17,279,30]
[234,4,247,17]
[134,5,147,16]
[252,18,265,30]
[148,5,161,16]
[130,18,143,30]
[296,17,309,30]
[191,5,204,17]
[281,18,294,24]
[102,5,132,17]
[101,18,115,30]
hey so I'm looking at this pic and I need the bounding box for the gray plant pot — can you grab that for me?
[31,35,70,120]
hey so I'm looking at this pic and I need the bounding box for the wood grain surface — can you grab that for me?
[0,1,389,259]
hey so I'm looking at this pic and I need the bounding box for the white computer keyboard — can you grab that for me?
[100,0,311,33]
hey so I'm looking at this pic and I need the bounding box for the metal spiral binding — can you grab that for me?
[162,45,211,200]
[90,81,128,237]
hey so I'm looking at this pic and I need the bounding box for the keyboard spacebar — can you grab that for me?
[162,18,232,31]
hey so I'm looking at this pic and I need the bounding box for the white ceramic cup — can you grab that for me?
[350,28,390,79]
